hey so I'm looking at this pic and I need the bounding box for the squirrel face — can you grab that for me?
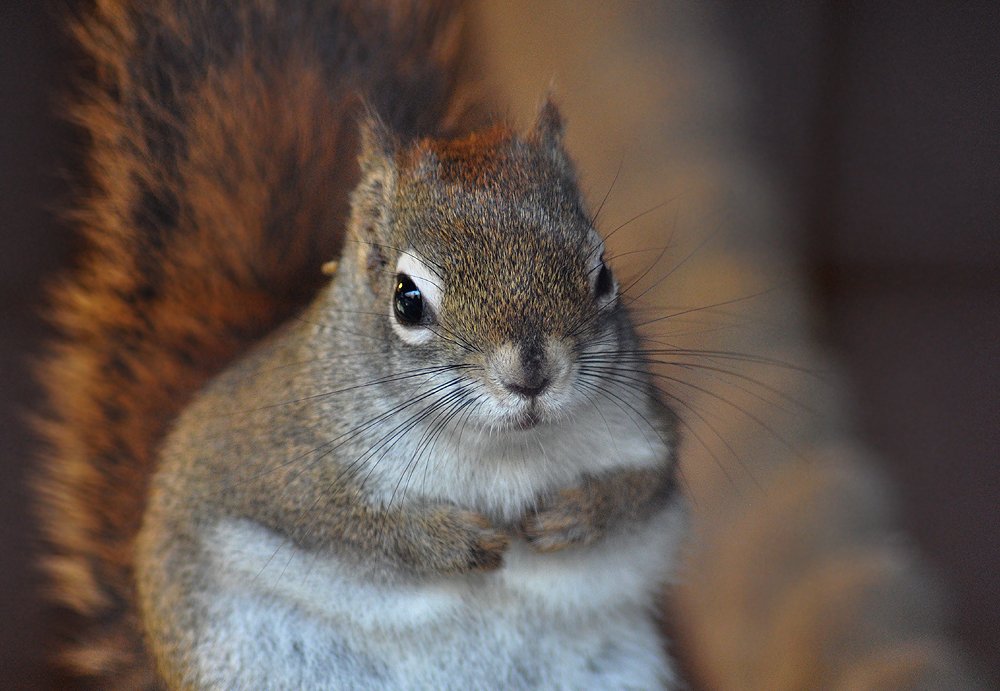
[343,104,644,439]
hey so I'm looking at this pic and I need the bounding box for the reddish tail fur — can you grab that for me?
[35,1,474,687]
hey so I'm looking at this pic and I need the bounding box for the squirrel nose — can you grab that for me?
[502,341,551,399]
[504,376,551,399]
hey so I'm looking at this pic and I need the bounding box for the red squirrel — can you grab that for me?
[37,1,681,688]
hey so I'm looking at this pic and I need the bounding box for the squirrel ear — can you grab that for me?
[357,110,398,175]
[530,95,574,176]
[350,110,397,273]
[530,95,565,149]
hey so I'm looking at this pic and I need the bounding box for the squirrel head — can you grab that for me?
[341,100,638,435]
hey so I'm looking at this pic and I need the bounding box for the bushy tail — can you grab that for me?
[670,448,984,690]
[35,1,472,687]
[469,1,989,689]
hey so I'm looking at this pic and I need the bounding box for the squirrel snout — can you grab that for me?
[503,374,551,399]
[489,339,563,401]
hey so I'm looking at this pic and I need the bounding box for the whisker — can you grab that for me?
[601,193,682,244]
[634,284,787,329]
[587,359,802,475]
[230,371,470,486]
[213,363,479,420]
[590,156,624,226]
[579,366,752,492]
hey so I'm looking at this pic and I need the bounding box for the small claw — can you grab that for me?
[468,531,511,572]
[518,486,604,553]
[520,512,598,553]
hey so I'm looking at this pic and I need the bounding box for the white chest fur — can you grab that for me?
[199,501,683,691]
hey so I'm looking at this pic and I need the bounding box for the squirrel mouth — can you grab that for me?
[513,411,541,431]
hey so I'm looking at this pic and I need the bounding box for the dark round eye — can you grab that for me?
[595,261,614,298]
[394,274,424,325]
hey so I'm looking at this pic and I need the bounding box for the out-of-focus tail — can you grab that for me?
[470,1,989,689]
[671,448,983,690]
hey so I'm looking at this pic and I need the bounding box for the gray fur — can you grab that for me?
[136,113,683,689]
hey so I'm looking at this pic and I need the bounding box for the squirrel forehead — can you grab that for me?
[383,125,603,337]
[409,124,516,187]
[399,124,577,202]
[390,154,598,284]
[397,199,596,303]
[389,190,599,340]
[392,125,592,248]
[408,232,595,341]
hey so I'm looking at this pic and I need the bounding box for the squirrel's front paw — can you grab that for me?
[518,487,604,553]
[420,507,511,574]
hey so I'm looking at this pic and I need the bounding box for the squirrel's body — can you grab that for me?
[142,302,681,689]
[136,114,683,689]
[39,0,682,688]
[37,0,986,690]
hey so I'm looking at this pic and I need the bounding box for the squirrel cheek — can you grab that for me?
[389,318,434,346]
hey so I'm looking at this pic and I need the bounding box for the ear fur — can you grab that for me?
[357,109,398,176]
[530,94,573,173]
[350,110,398,276]
[530,94,565,149]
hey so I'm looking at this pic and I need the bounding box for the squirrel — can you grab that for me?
[37,1,988,690]
[36,0,683,689]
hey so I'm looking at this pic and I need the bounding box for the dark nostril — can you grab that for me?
[505,377,550,399]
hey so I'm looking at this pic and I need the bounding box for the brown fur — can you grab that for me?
[422,123,516,186]
[519,465,678,552]
[162,386,516,574]
[35,0,475,687]
[408,101,567,194]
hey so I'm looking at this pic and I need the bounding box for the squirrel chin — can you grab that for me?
[512,411,541,431]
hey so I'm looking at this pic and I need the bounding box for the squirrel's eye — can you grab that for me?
[394,274,424,325]
[595,262,614,299]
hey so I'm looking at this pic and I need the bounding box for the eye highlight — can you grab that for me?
[394,274,424,325]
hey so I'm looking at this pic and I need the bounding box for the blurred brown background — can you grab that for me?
[1,1,996,688]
